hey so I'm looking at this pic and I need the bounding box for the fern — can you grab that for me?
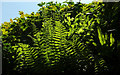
[11,43,35,72]
[31,9,68,72]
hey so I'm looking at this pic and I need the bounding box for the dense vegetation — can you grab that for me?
[0,26,2,41]
[2,1,120,75]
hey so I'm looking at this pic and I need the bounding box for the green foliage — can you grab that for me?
[2,1,120,75]
[0,26,2,42]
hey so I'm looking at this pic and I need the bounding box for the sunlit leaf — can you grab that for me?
[10,18,13,23]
